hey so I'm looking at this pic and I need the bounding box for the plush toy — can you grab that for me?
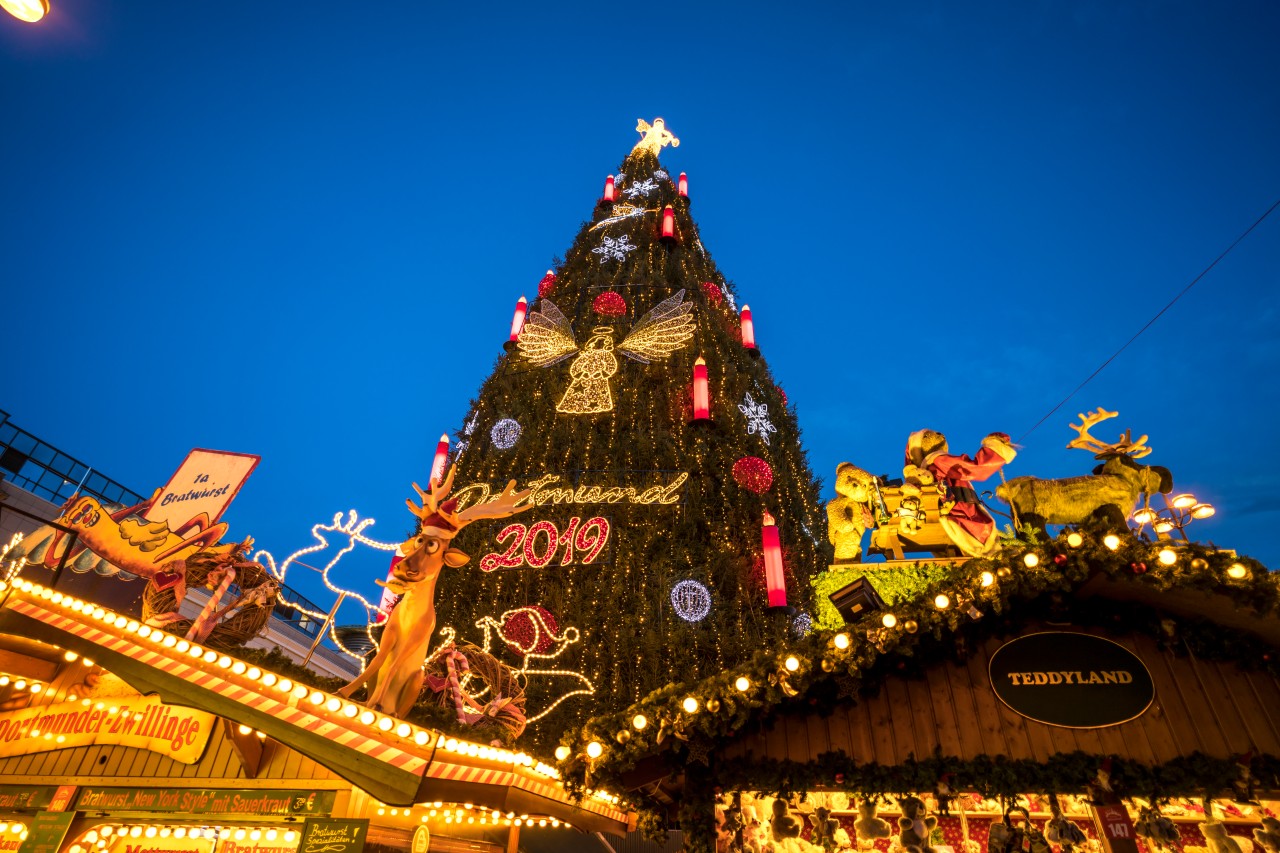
[773,798,803,841]
[1046,796,1088,853]
[1202,820,1245,853]
[811,807,841,851]
[855,799,893,845]
[1134,806,1180,853]
[903,429,1016,557]
[898,796,938,853]
[828,463,879,562]
[1254,817,1280,853]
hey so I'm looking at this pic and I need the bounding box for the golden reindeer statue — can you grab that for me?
[339,465,532,717]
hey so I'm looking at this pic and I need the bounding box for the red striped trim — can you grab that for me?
[10,597,428,774]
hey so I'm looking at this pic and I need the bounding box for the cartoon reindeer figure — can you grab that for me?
[339,465,532,717]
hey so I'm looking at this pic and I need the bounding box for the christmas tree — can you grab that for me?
[434,120,829,749]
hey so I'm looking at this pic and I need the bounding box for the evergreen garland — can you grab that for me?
[558,522,1276,850]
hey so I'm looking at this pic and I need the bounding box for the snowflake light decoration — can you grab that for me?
[455,410,480,455]
[738,392,778,445]
[592,233,638,263]
[491,418,522,450]
[624,177,658,199]
[671,579,711,623]
[721,285,736,311]
[654,169,669,181]
[791,610,813,638]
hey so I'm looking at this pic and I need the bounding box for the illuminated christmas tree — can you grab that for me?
[434,120,828,747]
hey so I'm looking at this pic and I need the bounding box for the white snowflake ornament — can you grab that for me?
[738,392,778,445]
[592,233,638,263]
[624,178,658,199]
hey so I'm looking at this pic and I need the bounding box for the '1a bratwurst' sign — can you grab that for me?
[988,632,1154,728]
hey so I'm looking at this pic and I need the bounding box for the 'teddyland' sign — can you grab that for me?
[989,632,1155,728]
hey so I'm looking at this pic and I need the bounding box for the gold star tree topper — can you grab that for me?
[633,118,680,156]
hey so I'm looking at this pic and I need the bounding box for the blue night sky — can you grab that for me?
[3,2,1278,613]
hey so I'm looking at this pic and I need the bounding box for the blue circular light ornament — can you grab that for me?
[491,418,522,450]
[670,580,711,623]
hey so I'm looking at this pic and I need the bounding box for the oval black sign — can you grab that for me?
[988,632,1154,728]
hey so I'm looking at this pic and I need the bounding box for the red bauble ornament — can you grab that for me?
[700,281,724,307]
[592,291,627,317]
[1131,562,1148,574]
[834,773,845,785]
[501,606,559,656]
[776,385,788,407]
[1053,554,1067,565]
[538,270,557,298]
[733,456,774,494]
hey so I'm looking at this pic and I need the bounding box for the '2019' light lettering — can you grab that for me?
[480,517,610,571]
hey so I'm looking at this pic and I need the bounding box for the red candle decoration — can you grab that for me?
[678,172,688,198]
[509,295,528,341]
[762,510,787,608]
[603,175,615,203]
[661,205,676,241]
[692,356,710,421]
[430,433,449,486]
[538,269,557,298]
[740,304,756,350]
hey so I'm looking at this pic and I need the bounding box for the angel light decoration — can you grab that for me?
[518,289,696,414]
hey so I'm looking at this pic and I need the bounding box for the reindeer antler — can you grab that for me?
[456,479,533,527]
[1067,408,1153,459]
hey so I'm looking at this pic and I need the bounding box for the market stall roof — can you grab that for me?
[0,579,631,836]
[557,534,1280,820]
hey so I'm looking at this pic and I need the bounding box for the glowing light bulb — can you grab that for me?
[734,676,750,692]
[585,741,603,759]
[1171,493,1196,510]
[784,655,800,672]
[1227,563,1249,580]
[682,696,699,714]
[554,746,570,761]
[1023,553,1039,568]
[632,713,647,730]
[881,613,897,628]
[833,633,850,650]
[1157,548,1177,566]
[934,594,950,610]
[1103,534,1122,550]
[980,571,995,587]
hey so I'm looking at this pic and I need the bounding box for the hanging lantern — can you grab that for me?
[762,510,787,609]
[692,356,710,421]
[740,304,757,351]
[509,295,528,341]
[661,205,676,241]
[603,175,615,203]
[430,434,449,485]
[678,172,688,198]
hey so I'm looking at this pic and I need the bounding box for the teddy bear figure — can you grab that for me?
[855,799,893,847]
[1135,807,1180,853]
[1254,817,1280,853]
[902,428,1016,558]
[1202,820,1245,853]
[773,798,803,842]
[811,807,841,851]
[897,796,938,853]
[827,463,878,563]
